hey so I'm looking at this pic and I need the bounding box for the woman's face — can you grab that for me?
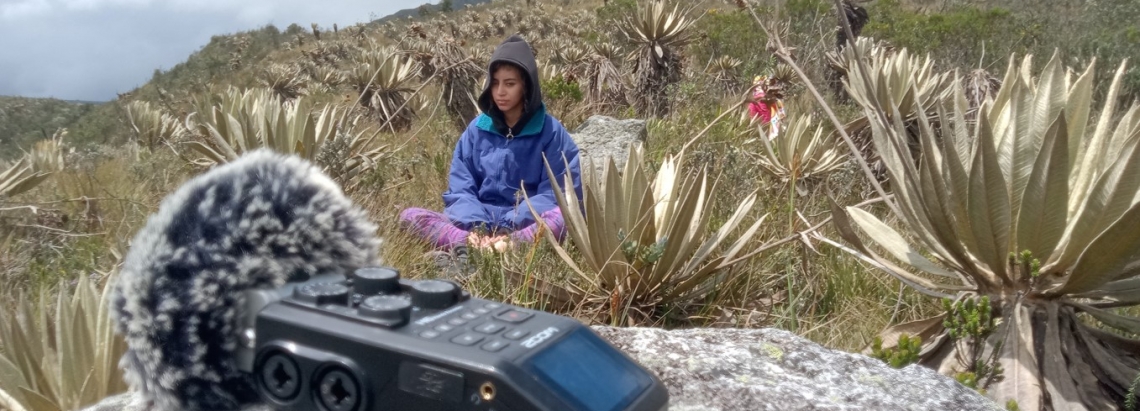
[491,64,525,115]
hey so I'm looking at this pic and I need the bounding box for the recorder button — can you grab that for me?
[494,309,533,323]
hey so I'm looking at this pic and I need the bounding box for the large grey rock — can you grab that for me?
[594,327,1000,411]
[570,115,647,176]
[79,327,999,411]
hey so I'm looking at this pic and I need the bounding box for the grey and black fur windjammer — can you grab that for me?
[110,149,381,411]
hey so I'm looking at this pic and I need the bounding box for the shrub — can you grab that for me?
[871,333,922,368]
[0,273,127,411]
[531,143,767,325]
[833,51,1140,408]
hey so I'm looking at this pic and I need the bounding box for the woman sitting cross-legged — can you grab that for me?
[399,34,583,275]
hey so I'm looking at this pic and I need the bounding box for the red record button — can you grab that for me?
[494,309,533,323]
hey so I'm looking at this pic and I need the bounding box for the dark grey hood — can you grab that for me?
[478,34,544,136]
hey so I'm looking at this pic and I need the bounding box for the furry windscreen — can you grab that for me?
[110,149,381,411]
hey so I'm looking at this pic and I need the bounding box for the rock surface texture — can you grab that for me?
[594,326,1001,411]
[569,115,647,176]
[80,326,999,411]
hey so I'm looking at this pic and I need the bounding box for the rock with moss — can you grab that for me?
[81,326,998,411]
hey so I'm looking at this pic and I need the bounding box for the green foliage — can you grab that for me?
[871,333,922,368]
[622,0,701,117]
[595,0,638,27]
[0,97,97,160]
[693,8,770,78]
[1009,250,1041,280]
[862,0,1140,100]
[541,77,583,102]
[862,0,1040,70]
[24,235,109,291]
[942,296,994,340]
[1005,399,1020,411]
[956,371,978,389]
[941,295,1003,393]
[617,228,667,266]
[1128,372,1139,411]
[783,0,829,17]
[67,103,130,148]
[1075,0,1140,98]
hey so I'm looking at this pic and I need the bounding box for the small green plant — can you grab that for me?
[943,295,994,340]
[617,229,667,266]
[943,295,1003,393]
[1009,250,1041,279]
[1005,399,1020,411]
[955,371,978,389]
[1127,372,1139,411]
[871,333,922,368]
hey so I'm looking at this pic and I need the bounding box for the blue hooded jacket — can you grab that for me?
[442,35,583,232]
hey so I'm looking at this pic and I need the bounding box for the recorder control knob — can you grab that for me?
[294,282,350,306]
[358,295,413,325]
[353,267,401,295]
[410,280,458,309]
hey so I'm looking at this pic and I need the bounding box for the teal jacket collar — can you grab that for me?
[476,105,547,138]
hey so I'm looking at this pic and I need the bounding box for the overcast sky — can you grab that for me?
[0,0,428,102]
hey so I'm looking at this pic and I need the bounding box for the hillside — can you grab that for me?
[377,0,493,22]
[7,0,1138,154]
[0,96,98,160]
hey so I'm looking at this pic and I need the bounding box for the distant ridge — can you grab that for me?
[377,0,493,23]
[0,96,98,160]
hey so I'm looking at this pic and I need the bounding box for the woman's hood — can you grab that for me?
[477,34,544,136]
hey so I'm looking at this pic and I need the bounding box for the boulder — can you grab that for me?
[570,115,647,176]
[595,326,1001,411]
[80,327,998,411]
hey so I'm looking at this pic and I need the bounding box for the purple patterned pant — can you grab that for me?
[398,207,566,250]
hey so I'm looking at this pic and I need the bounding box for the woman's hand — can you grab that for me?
[468,232,511,252]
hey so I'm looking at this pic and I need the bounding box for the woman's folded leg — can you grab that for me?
[399,207,469,250]
[510,207,566,244]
